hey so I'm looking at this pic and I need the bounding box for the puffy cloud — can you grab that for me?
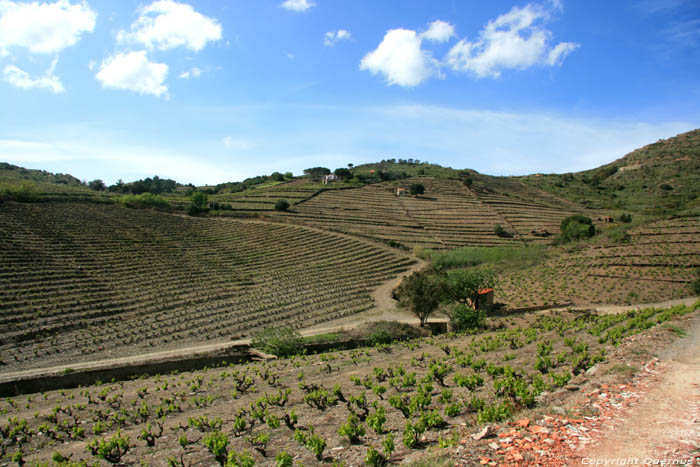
[96,51,168,97]
[117,0,222,52]
[0,0,96,55]
[360,28,438,87]
[324,29,351,47]
[179,66,201,79]
[420,20,456,43]
[281,0,315,12]
[446,2,579,78]
[3,59,64,93]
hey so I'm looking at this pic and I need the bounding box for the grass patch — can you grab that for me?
[415,245,548,270]
[662,323,687,337]
[302,332,343,345]
[606,363,638,377]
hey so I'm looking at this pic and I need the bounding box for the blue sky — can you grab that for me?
[1,0,699,185]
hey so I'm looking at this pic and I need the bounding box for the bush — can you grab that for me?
[120,193,170,210]
[692,269,700,295]
[619,213,632,223]
[251,327,303,357]
[560,215,595,243]
[409,183,425,196]
[448,303,485,332]
[397,271,442,327]
[493,224,512,238]
[274,199,290,211]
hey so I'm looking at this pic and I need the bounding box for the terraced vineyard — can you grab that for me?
[272,177,590,249]
[0,202,415,371]
[497,217,700,307]
[1,301,696,465]
[211,179,325,211]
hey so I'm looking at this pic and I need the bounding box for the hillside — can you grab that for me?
[0,202,415,371]
[518,128,700,215]
[268,176,592,249]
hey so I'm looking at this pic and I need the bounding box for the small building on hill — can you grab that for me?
[396,188,408,196]
[322,174,339,184]
[475,288,494,311]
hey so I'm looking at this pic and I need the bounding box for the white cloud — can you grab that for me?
[281,0,314,12]
[96,51,168,97]
[222,136,249,150]
[117,0,222,52]
[420,20,456,43]
[0,0,96,55]
[179,66,201,79]
[324,29,351,47]
[3,58,64,92]
[546,41,579,65]
[360,28,438,87]
[446,2,579,78]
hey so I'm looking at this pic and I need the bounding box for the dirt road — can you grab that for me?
[573,312,700,465]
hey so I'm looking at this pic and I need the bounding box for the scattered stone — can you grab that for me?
[472,425,495,440]
[565,384,580,392]
[552,405,567,416]
[516,418,530,428]
[585,364,599,376]
[488,442,499,450]
[551,388,569,400]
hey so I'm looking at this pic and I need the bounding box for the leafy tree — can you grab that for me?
[619,213,632,223]
[275,199,290,211]
[334,168,352,179]
[270,172,285,182]
[187,191,209,216]
[409,183,425,196]
[397,271,442,327]
[303,167,330,181]
[88,179,106,191]
[443,268,495,306]
[560,215,595,243]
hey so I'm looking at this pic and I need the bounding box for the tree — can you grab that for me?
[347,163,354,169]
[397,271,442,327]
[409,183,425,196]
[303,167,331,181]
[334,168,351,179]
[275,199,290,211]
[88,179,106,191]
[560,215,595,243]
[443,268,495,307]
[448,303,485,332]
[187,191,208,216]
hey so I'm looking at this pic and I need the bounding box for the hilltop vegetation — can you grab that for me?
[518,129,700,215]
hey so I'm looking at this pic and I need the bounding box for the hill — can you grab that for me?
[518,128,700,215]
[0,201,415,371]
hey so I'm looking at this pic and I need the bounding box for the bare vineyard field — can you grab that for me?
[0,300,696,465]
[497,217,700,307]
[0,202,415,371]
[271,177,589,250]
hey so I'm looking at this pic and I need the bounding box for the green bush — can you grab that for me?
[448,303,485,331]
[120,193,170,210]
[692,268,700,295]
[251,327,303,357]
[560,215,595,243]
[409,183,425,195]
[274,199,290,211]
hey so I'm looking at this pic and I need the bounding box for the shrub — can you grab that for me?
[120,193,170,210]
[692,268,700,295]
[560,215,595,243]
[251,327,303,357]
[338,413,365,444]
[448,303,485,332]
[493,224,513,238]
[443,268,495,306]
[619,213,632,223]
[409,183,425,196]
[86,431,130,463]
[274,199,290,211]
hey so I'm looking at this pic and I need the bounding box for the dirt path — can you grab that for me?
[572,316,700,465]
[553,296,698,315]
